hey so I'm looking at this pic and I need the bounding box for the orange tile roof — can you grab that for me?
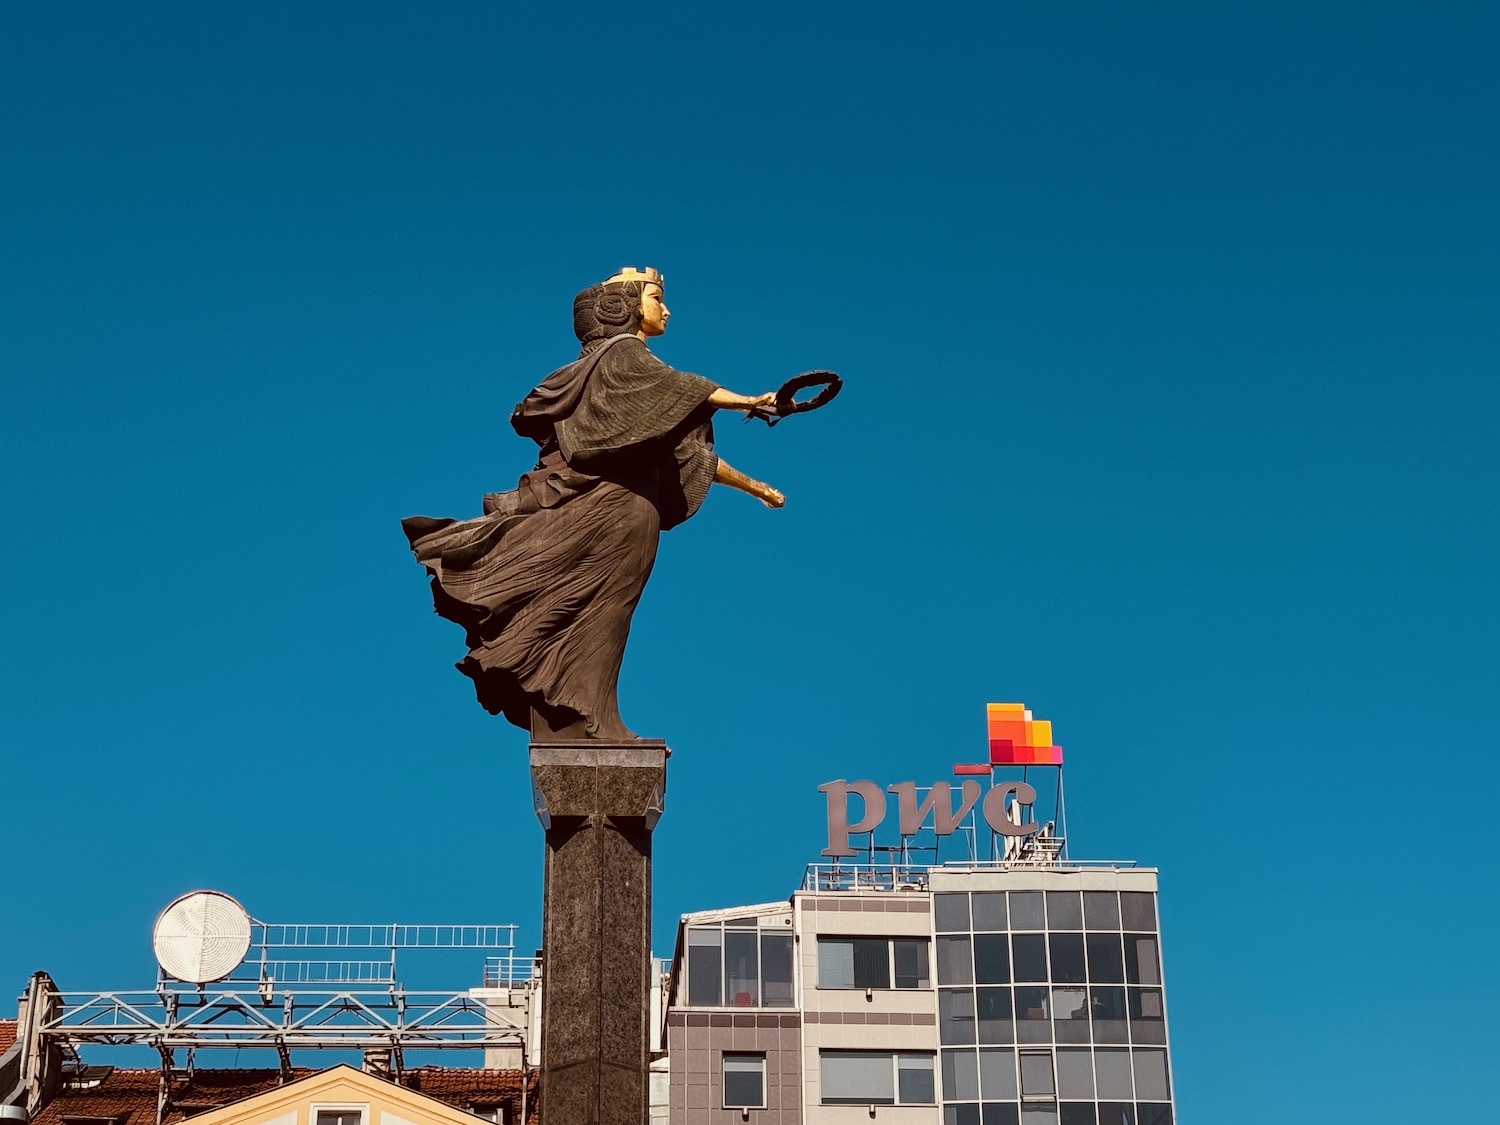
[30,1066,534,1125]
[0,1020,17,1053]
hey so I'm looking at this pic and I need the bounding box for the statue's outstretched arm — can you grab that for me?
[715,458,784,509]
[709,387,777,413]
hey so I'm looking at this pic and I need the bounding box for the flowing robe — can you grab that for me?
[402,335,719,740]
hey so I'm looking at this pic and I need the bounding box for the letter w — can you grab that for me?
[887,781,982,837]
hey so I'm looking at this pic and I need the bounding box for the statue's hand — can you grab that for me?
[759,483,786,509]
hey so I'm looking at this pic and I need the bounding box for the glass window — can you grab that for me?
[898,1053,936,1104]
[1050,934,1086,984]
[1094,1048,1134,1100]
[853,938,892,989]
[943,1048,980,1100]
[1128,988,1166,1044]
[1046,892,1082,929]
[723,1054,765,1108]
[686,928,722,1006]
[760,932,793,1007]
[1012,934,1048,982]
[1018,1050,1055,1098]
[983,1106,1020,1125]
[979,1047,1018,1099]
[1086,933,1125,983]
[822,1051,893,1104]
[1135,1104,1172,1125]
[725,930,759,1006]
[1021,1108,1058,1125]
[975,934,1011,984]
[1132,1049,1170,1101]
[938,935,975,985]
[936,893,971,932]
[1120,893,1156,932]
[1083,892,1120,930]
[1097,1105,1135,1125]
[819,937,854,989]
[945,1106,981,1125]
[894,938,931,988]
[1059,1105,1097,1125]
[315,1112,363,1125]
[940,987,977,1045]
[822,1052,932,1105]
[1090,986,1128,1044]
[977,985,1014,1044]
[973,892,1008,930]
[1124,937,1160,986]
[1014,985,1050,1043]
[1009,892,1045,929]
[1055,1048,1094,1099]
[1051,987,1090,1043]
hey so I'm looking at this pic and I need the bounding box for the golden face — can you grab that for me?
[639,284,670,336]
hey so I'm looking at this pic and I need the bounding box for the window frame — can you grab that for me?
[816,936,931,990]
[311,1105,368,1125]
[722,1052,768,1110]
[819,1050,937,1106]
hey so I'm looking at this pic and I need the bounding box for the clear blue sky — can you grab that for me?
[3,3,1496,1119]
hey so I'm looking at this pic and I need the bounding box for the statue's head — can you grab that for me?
[573,267,668,347]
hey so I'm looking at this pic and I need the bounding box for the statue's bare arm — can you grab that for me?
[715,458,784,508]
[708,388,777,412]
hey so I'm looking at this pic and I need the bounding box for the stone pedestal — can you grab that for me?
[530,743,667,1125]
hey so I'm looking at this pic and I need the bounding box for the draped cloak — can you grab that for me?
[401,334,719,740]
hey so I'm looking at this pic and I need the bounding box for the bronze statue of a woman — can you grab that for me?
[402,267,786,742]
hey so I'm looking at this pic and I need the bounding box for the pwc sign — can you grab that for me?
[819,778,1040,858]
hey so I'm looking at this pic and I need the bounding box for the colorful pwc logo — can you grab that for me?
[954,703,1063,774]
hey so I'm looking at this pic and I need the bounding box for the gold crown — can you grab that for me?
[601,266,664,289]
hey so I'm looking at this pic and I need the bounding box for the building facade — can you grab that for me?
[663,865,1173,1125]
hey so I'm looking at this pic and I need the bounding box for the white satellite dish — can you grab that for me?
[152,890,253,983]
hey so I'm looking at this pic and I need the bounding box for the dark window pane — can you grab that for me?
[1135,1105,1172,1125]
[1014,985,1049,1043]
[1129,989,1166,1044]
[977,986,1014,1044]
[853,938,892,989]
[723,1054,765,1108]
[1009,892,1045,929]
[1091,986,1128,1044]
[1097,1106,1135,1125]
[1120,893,1156,932]
[939,936,975,985]
[946,1105,982,1125]
[936,893,971,932]
[897,1053,935,1104]
[983,1106,1020,1125]
[975,934,1011,984]
[1012,934,1048,982]
[940,987,977,1045]
[1124,936,1160,986]
[973,892,1008,931]
[1046,892,1082,929]
[687,929,722,1006]
[1084,892,1121,930]
[760,932,793,1007]
[943,1048,980,1100]
[1050,934,1086,984]
[1060,1106,1098,1125]
[1018,1051,1055,1097]
[894,939,931,989]
[1087,933,1125,983]
[724,930,759,1006]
